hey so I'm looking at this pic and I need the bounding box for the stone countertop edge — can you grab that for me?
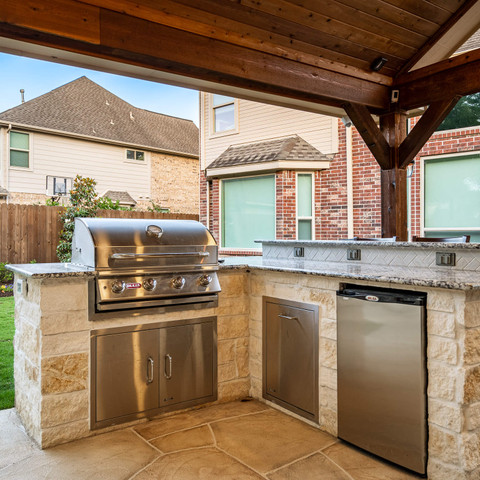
[219,257,480,290]
[6,263,96,278]
[255,239,480,250]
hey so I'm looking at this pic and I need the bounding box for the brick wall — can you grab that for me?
[150,152,199,214]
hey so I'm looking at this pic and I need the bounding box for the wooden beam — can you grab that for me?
[398,96,460,168]
[342,103,390,169]
[0,3,390,110]
[396,50,480,109]
[380,168,408,240]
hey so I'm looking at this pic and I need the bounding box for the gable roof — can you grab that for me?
[0,76,198,157]
[206,135,332,178]
[102,190,137,206]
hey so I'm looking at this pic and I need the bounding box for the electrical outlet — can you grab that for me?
[347,248,361,261]
[294,247,304,257]
[436,252,455,266]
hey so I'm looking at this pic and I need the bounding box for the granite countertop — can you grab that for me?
[7,257,480,289]
[256,239,480,250]
[6,263,96,278]
[220,256,480,290]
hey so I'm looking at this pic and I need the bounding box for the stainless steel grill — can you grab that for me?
[71,217,220,312]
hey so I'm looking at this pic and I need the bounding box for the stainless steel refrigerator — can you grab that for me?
[337,286,427,474]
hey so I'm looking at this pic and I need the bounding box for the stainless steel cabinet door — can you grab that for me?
[264,299,318,421]
[160,322,214,407]
[94,329,159,423]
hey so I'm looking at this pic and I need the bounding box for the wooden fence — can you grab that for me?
[0,204,199,264]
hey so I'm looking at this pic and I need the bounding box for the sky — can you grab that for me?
[0,52,200,125]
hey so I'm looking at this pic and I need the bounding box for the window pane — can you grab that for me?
[425,155,480,229]
[10,150,29,167]
[212,94,234,107]
[298,220,312,240]
[425,231,480,243]
[214,104,235,132]
[222,176,275,248]
[135,151,145,161]
[297,174,312,217]
[10,131,29,150]
[126,150,135,159]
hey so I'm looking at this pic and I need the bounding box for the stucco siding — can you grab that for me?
[202,94,338,169]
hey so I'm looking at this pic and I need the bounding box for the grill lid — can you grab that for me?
[71,217,218,272]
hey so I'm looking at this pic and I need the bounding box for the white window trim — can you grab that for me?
[124,148,148,165]
[9,130,33,171]
[208,94,239,138]
[420,151,480,237]
[296,172,315,240]
[220,173,277,251]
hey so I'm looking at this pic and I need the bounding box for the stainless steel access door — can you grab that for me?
[159,322,214,408]
[94,329,159,423]
[263,297,319,422]
[337,290,426,474]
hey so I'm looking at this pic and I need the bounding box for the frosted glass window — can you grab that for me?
[222,176,275,248]
[424,155,480,242]
[10,131,29,168]
[212,95,235,133]
[297,174,313,240]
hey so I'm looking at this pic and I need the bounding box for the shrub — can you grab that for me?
[0,263,13,283]
[56,175,98,262]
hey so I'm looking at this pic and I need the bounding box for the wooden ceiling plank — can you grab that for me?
[380,0,453,24]
[78,0,393,85]
[397,51,480,109]
[342,102,391,169]
[0,0,99,43]
[398,96,460,168]
[283,0,428,49]
[174,0,409,66]
[427,0,465,13]
[396,0,478,76]
[235,0,418,59]
[335,0,440,35]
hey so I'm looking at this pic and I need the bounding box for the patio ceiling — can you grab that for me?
[0,0,480,239]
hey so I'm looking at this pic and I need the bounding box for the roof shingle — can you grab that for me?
[0,76,198,156]
[208,135,330,169]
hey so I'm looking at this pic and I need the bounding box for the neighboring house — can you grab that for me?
[199,93,339,254]
[0,76,199,213]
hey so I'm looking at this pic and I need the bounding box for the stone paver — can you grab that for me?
[0,401,424,480]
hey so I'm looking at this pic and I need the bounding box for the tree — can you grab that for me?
[56,175,98,262]
[438,93,480,131]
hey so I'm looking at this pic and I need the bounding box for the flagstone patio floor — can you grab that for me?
[0,399,423,479]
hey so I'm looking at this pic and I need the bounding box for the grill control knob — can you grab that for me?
[143,278,157,291]
[111,280,125,294]
[170,276,186,290]
[198,274,212,287]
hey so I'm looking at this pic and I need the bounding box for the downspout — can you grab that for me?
[346,124,354,238]
[3,124,12,204]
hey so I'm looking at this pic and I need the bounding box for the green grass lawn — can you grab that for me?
[0,296,15,410]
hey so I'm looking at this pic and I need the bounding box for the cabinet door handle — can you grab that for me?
[146,356,154,384]
[164,354,172,379]
[278,314,298,321]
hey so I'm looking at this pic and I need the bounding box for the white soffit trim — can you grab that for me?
[206,160,330,178]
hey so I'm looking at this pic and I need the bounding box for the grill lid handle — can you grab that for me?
[110,252,210,260]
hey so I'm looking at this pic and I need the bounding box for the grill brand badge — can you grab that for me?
[126,282,141,289]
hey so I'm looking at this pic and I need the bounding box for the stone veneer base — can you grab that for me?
[11,262,480,480]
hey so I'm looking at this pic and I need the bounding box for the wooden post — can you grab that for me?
[379,110,408,240]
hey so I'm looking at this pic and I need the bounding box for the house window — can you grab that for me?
[297,173,314,240]
[126,149,145,161]
[10,131,29,168]
[46,176,73,196]
[222,175,275,249]
[424,154,480,242]
[212,95,236,133]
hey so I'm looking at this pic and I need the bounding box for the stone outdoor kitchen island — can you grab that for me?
[8,239,480,480]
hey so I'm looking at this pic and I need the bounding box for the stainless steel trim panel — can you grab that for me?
[337,286,427,474]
